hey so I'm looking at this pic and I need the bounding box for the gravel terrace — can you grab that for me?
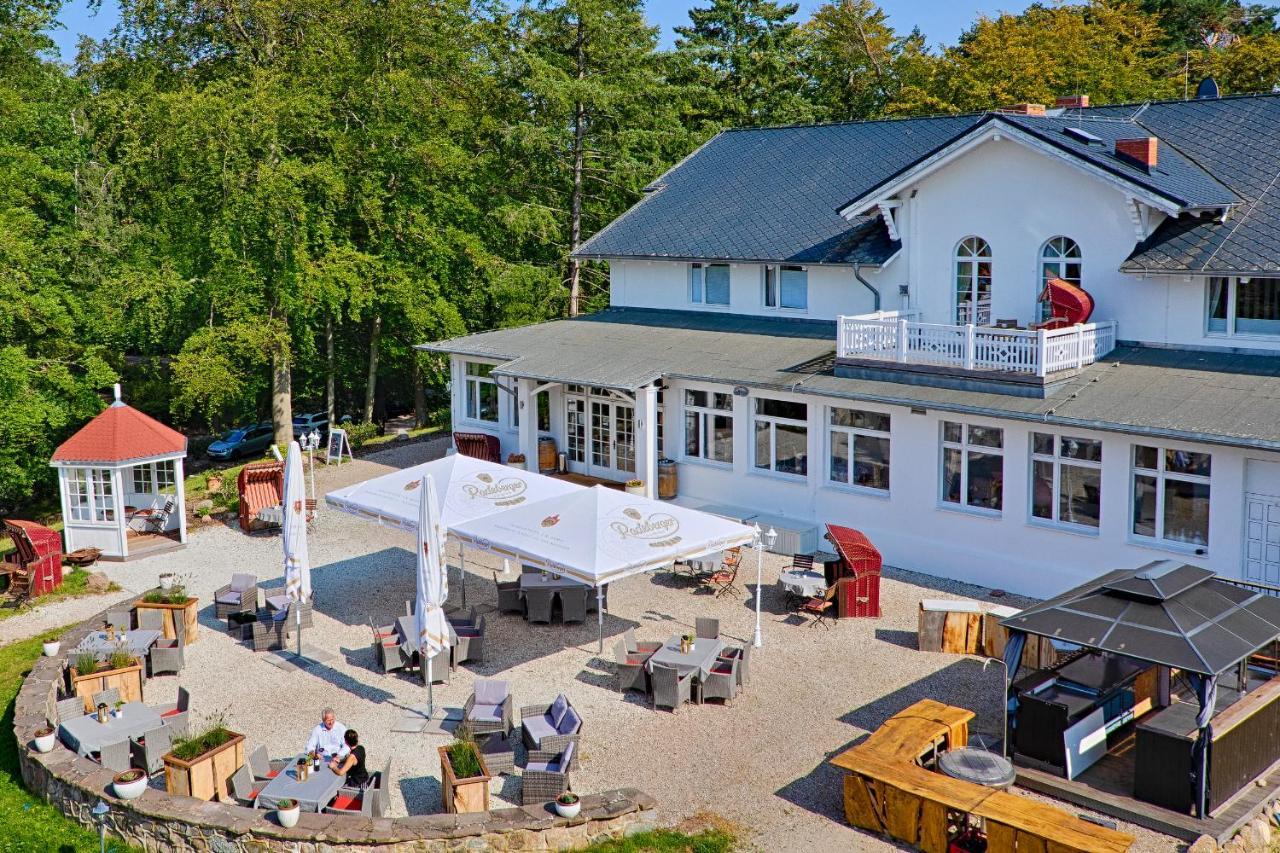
[67,439,1179,852]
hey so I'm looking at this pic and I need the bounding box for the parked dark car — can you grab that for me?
[206,422,275,460]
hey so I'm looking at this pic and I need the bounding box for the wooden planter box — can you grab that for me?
[438,744,491,814]
[70,659,144,713]
[135,593,200,644]
[163,732,245,803]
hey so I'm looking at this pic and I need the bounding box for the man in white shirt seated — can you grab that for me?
[305,708,349,759]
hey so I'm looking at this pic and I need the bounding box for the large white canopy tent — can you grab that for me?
[325,453,583,603]
[451,485,755,650]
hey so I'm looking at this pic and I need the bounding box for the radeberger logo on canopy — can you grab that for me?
[460,473,528,507]
[610,506,681,548]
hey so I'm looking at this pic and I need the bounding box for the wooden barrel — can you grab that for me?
[657,459,677,500]
[538,436,558,474]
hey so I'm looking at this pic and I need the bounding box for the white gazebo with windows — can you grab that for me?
[50,385,188,560]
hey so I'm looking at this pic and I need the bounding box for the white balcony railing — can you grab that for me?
[837,311,1118,378]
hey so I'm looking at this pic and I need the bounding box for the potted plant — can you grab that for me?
[555,791,581,818]
[113,700,126,719]
[159,572,175,591]
[205,474,224,494]
[42,639,60,657]
[438,726,491,814]
[162,713,245,802]
[112,768,148,800]
[625,479,645,496]
[274,797,300,828]
[507,452,527,469]
[32,726,56,753]
[137,576,199,645]
[70,647,144,714]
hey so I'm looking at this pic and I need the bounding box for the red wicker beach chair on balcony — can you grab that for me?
[453,431,501,463]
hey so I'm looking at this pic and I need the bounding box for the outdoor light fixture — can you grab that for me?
[752,526,778,648]
[92,800,109,853]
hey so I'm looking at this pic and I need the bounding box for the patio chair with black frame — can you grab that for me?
[464,679,513,739]
[521,741,574,805]
[782,552,817,607]
[801,585,838,629]
[706,547,742,598]
[129,498,175,534]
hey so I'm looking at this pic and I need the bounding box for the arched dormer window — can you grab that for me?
[954,237,992,325]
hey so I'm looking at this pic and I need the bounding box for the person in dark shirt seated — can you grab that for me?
[328,728,369,788]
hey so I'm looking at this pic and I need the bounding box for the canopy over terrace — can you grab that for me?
[451,485,756,649]
[1000,560,1280,818]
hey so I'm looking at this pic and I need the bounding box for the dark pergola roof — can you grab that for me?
[1001,561,1280,676]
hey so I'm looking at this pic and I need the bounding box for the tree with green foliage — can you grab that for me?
[1140,0,1277,49]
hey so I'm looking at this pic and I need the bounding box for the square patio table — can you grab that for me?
[59,702,163,757]
[646,634,725,680]
[75,629,162,658]
[394,615,458,653]
[255,755,345,812]
[519,571,586,592]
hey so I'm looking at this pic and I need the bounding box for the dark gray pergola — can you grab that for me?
[1000,560,1280,818]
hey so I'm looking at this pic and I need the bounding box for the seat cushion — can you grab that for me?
[524,760,552,773]
[468,702,503,723]
[549,694,569,728]
[215,591,243,605]
[331,793,361,811]
[474,680,508,705]
[556,707,581,736]
[522,715,557,745]
[266,594,291,611]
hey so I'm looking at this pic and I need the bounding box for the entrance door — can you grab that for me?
[564,390,634,480]
[1244,493,1280,584]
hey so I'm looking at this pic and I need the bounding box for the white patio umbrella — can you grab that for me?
[415,474,452,718]
[282,440,312,659]
[326,453,582,604]
[451,486,755,651]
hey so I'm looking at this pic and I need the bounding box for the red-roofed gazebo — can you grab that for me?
[50,384,188,560]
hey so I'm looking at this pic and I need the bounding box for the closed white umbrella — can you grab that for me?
[415,475,452,717]
[283,440,312,659]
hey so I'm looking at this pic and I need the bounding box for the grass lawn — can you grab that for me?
[584,829,736,852]
[0,569,121,625]
[0,629,138,851]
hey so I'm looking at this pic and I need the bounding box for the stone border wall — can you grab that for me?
[15,604,657,851]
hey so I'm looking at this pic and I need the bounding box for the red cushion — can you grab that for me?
[711,663,732,675]
[161,708,182,718]
[380,638,399,647]
[331,793,362,811]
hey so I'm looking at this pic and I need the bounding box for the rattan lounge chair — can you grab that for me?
[559,587,589,624]
[700,657,739,705]
[214,573,258,619]
[521,741,574,804]
[520,694,582,768]
[613,639,649,693]
[464,679,513,738]
[494,573,524,615]
[650,663,692,712]
[524,587,555,624]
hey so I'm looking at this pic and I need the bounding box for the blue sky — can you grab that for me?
[48,0,1025,62]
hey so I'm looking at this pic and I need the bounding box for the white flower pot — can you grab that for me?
[554,799,581,819]
[41,642,60,657]
[159,574,175,591]
[625,483,645,496]
[113,774,147,800]
[33,732,56,753]
[276,804,301,828]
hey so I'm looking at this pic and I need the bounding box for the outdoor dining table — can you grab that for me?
[646,634,725,680]
[778,570,827,598]
[518,571,586,592]
[255,755,345,812]
[75,629,162,658]
[58,701,163,757]
[394,614,459,653]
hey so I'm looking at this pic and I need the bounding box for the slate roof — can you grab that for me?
[576,93,1279,272]
[424,308,1280,450]
[51,401,188,465]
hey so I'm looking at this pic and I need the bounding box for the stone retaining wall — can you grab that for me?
[15,605,657,851]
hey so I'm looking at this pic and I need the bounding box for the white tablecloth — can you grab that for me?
[778,570,826,598]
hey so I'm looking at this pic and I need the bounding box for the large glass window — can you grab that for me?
[156,460,176,493]
[954,237,992,325]
[565,397,586,463]
[1208,276,1280,336]
[92,469,114,521]
[463,362,498,423]
[132,465,153,494]
[68,469,91,522]
[1133,445,1211,547]
[1040,237,1082,287]
[684,390,734,464]
[941,421,1003,512]
[828,408,890,492]
[1030,433,1101,529]
[690,263,730,306]
[764,265,808,310]
[753,398,807,477]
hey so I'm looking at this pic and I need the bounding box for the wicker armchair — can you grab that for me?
[464,679,512,738]
[520,695,582,769]
[521,741,574,804]
[494,574,524,615]
[524,587,554,624]
[695,617,720,640]
[718,642,751,689]
[148,626,185,676]
[157,686,190,739]
[129,723,172,775]
[247,614,288,652]
[613,639,649,693]
[374,635,408,673]
[418,647,451,685]
[623,628,662,656]
[98,738,131,772]
[214,573,258,619]
[559,587,589,624]
[326,785,375,815]
[700,656,739,705]
[248,744,288,781]
[650,663,692,712]
[449,606,478,629]
[453,614,486,667]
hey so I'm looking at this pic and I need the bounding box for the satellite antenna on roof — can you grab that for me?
[1196,77,1220,100]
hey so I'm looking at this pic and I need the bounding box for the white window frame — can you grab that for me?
[462,361,499,424]
[689,262,731,307]
[954,237,992,325]
[132,464,154,494]
[1028,432,1102,533]
[1039,237,1082,288]
[682,388,734,466]
[156,459,176,494]
[1131,445,1211,551]
[1206,276,1280,338]
[762,264,808,311]
[939,421,1004,515]
[826,407,890,495]
[67,468,92,523]
[752,397,808,478]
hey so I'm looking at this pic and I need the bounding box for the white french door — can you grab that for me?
[1244,493,1280,585]
[565,389,635,480]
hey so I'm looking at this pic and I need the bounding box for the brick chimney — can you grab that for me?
[1055,94,1089,109]
[1115,136,1159,170]
[999,103,1046,116]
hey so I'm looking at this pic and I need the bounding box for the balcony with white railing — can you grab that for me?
[836,309,1118,380]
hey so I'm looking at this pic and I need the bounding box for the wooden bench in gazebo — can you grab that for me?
[831,699,1133,853]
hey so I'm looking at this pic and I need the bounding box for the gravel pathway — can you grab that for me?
[33,440,1182,852]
